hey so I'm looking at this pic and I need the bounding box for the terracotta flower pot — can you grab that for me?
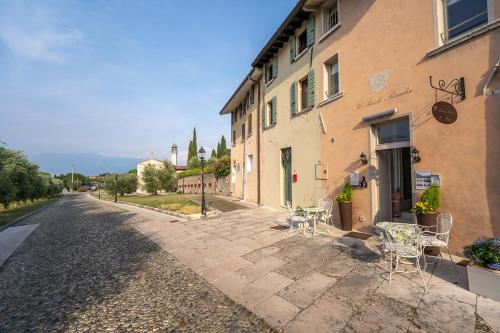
[417,212,440,256]
[338,201,352,231]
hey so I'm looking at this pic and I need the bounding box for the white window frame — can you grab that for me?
[322,0,340,36]
[323,52,341,101]
[434,0,494,46]
[246,154,253,173]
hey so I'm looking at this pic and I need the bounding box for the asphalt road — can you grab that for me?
[0,194,272,332]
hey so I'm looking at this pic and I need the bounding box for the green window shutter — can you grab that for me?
[262,103,266,129]
[289,36,296,63]
[307,15,315,47]
[272,57,278,79]
[272,96,277,125]
[307,70,315,107]
[290,81,297,116]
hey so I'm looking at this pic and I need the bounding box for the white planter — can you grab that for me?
[467,265,500,301]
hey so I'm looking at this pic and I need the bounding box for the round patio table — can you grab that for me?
[305,207,327,237]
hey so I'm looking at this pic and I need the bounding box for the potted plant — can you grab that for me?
[464,238,500,301]
[415,184,440,228]
[335,183,352,231]
[415,184,440,255]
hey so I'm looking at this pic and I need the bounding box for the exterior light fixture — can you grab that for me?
[360,152,368,165]
[411,147,421,163]
[198,147,207,216]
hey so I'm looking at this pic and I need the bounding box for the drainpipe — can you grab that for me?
[250,76,262,205]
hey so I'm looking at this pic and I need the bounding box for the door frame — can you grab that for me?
[368,113,415,226]
[280,147,292,206]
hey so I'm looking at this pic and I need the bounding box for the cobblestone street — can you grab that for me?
[0,194,271,332]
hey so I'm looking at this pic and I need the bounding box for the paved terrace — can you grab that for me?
[119,198,500,333]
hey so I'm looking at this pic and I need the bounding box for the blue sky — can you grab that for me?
[0,0,295,163]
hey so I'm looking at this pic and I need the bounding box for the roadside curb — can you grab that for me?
[88,194,218,221]
[0,198,60,232]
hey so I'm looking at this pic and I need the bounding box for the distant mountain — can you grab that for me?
[31,153,143,176]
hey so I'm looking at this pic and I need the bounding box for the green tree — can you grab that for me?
[216,142,221,158]
[213,155,231,178]
[141,164,162,195]
[159,161,177,192]
[187,127,198,161]
[117,173,137,196]
[211,149,216,159]
[104,174,120,201]
[187,156,200,170]
[220,135,227,156]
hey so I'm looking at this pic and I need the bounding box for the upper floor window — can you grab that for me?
[323,0,339,35]
[324,54,340,98]
[262,96,277,128]
[247,85,254,108]
[265,57,278,83]
[299,76,309,111]
[445,0,488,40]
[232,130,236,146]
[248,113,253,135]
[298,30,308,55]
[241,123,246,142]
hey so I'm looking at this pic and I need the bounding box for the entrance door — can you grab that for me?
[281,148,292,206]
[374,118,412,222]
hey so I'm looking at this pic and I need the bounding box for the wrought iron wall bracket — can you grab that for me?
[429,76,465,102]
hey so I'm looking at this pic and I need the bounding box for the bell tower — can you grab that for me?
[171,143,178,166]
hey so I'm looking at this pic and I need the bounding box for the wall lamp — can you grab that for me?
[411,147,421,163]
[360,152,368,165]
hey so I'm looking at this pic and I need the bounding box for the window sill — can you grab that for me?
[265,78,275,87]
[427,19,500,57]
[293,48,309,63]
[293,105,314,117]
[318,23,341,44]
[318,91,344,107]
[263,123,276,131]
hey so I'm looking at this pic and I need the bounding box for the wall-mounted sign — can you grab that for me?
[432,101,458,124]
[369,70,389,92]
[416,171,441,190]
[355,87,414,111]
[350,172,360,187]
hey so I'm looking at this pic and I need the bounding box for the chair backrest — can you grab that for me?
[286,201,293,216]
[436,212,453,244]
[319,198,333,213]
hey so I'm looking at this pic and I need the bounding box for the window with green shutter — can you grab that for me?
[271,96,277,125]
[307,70,315,107]
[290,81,297,116]
[262,103,267,129]
[289,35,296,63]
[307,15,315,47]
[272,57,278,79]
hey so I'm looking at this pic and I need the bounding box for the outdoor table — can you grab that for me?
[305,207,327,237]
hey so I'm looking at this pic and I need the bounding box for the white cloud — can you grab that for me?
[0,2,82,63]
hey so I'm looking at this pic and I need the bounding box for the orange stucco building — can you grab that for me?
[220,0,500,252]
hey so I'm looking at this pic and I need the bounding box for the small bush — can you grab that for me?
[335,183,352,203]
[464,238,500,270]
[414,184,440,214]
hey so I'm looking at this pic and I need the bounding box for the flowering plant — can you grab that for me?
[335,183,353,203]
[464,238,500,271]
[414,184,440,215]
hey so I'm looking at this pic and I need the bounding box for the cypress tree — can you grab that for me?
[220,136,227,156]
[211,149,216,159]
[192,127,198,156]
[216,142,221,158]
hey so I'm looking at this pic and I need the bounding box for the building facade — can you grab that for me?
[220,0,500,252]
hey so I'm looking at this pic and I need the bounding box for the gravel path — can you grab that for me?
[0,194,272,332]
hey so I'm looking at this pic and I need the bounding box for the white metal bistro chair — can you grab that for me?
[286,201,308,233]
[381,223,426,288]
[318,198,334,226]
[420,212,457,271]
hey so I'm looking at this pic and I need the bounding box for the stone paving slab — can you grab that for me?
[0,224,39,266]
[104,198,500,332]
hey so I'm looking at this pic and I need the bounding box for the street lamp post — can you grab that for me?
[198,147,206,216]
[114,174,118,203]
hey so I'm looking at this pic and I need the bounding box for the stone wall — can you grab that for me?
[177,173,231,196]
